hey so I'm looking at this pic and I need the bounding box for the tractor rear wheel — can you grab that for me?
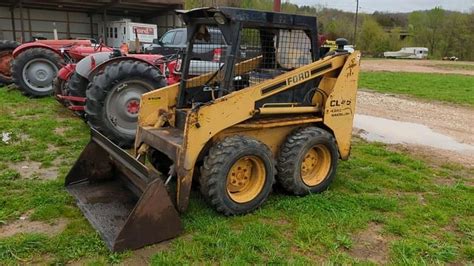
[67,72,89,116]
[11,47,64,96]
[0,40,20,84]
[85,60,166,148]
[200,135,275,216]
[277,127,338,195]
[68,72,88,98]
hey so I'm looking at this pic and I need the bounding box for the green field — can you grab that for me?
[359,72,474,106]
[0,88,473,264]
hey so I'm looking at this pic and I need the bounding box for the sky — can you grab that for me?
[287,0,474,13]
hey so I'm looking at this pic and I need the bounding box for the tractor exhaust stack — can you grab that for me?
[65,129,182,251]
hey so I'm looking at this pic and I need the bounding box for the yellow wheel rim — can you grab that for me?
[301,144,331,186]
[226,156,266,203]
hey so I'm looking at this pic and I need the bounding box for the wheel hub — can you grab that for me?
[301,149,318,176]
[105,80,152,136]
[36,69,48,81]
[126,100,140,114]
[22,58,58,91]
[300,145,331,186]
[228,161,252,191]
[226,156,266,203]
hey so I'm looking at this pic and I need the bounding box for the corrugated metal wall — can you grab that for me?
[0,6,181,42]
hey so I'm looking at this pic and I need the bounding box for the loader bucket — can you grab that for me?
[65,128,183,251]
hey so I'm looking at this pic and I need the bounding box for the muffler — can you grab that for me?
[65,129,183,251]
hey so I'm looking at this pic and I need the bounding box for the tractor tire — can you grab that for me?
[68,72,88,98]
[85,60,166,148]
[0,40,20,84]
[11,47,64,96]
[200,135,275,216]
[276,127,338,195]
[67,72,89,116]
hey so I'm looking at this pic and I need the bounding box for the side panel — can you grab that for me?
[75,52,112,79]
[138,83,179,127]
[174,54,348,211]
[323,51,361,160]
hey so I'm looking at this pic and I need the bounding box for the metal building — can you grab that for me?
[0,0,184,43]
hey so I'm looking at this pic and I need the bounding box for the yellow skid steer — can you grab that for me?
[65,7,360,251]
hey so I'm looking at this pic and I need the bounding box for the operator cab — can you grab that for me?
[175,7,320,110]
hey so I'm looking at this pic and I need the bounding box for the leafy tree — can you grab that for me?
[408,7,445,57]
[358,16,388,55]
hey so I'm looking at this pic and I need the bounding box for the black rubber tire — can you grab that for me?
[85,60,166,148]
[276,127,338,195]
[11,47,64,96]
[0,40,20,84]
[200,135,276,216]
[67,72,89,116]
[68,71,89,98]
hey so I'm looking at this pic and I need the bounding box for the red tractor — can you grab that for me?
[54,50,175,147]
[10,39,113,96]
[0,40,20,84]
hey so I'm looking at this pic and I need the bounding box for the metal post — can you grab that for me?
[103,8,107,45]
[89,13,94,39]
[27,8,32,40]
[19,0,25,42]
[353,0,359,45]
[273,0,281,12]
[10,7,16,41]
[66,11,71,39]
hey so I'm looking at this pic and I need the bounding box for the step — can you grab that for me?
[140,127,184,161]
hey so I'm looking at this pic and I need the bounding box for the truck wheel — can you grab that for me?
[11,47,64,96]
[200,136,275,216]
[277,127,338,195]
[86,60,166,148]
[0,40,20,84]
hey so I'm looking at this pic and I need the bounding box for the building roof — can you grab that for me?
[1,0,184,16]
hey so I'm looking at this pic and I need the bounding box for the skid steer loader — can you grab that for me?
[65,7,361,251]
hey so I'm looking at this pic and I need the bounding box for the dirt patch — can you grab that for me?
[349,223,392,264]
[10,161,59,180]
[361,59,474,75]
[355,90,474,167]
[18,133,31,142]
[121,236,190,266]
[53,127,69,136]
[47,144,59,152]
[0,213,68,238]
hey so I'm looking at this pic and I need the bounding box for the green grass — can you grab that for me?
[359,72,474,106]
[0,88,473,264]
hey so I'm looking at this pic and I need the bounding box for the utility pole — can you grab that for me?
[353,0,359,45]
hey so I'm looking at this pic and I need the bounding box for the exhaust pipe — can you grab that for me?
[65,129,183,251]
